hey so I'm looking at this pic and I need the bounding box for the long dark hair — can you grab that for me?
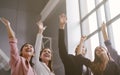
[90,46,112,74]
[39,48,53,72]
[20,43,34,67]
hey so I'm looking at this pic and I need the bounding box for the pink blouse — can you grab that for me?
[9,38,37,75]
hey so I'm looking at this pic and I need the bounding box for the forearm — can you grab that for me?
[76,36,86,55]
[102,29,109,41]
[0,17,16,39]
[101,23,109,41]
[58,29,68,59]
[34,33,43,61]
[6,25,16,39]
[59,24,65,29]
[76,42,83,55]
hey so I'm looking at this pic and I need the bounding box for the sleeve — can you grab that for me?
[75,54,91,67]
[115,63,120,75]
[33,33,43,63]
[111,61,120,75]
[58,29,71,64]
[9,38,20,67]
[104,40,120,65]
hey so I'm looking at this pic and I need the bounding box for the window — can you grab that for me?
[112,19,120,54]
[109,0,120,19]
[89,12,97,33]
[78,0,120,58]
[66,0,120,57]
[109,0,120,54]
[87,0,95,13]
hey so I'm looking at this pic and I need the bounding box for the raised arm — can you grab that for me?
[101,22,109,41]
[36,20,46,34]
[0,17,15,39]
[101,22,120,65]
[58,13,70,62]
[75,36,87,55]
[34,20,46,62]
[0,17,19,67]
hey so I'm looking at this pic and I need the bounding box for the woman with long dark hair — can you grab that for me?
[101,22,120,67]
[73,36,119,75]
[33,20,55,75]
[76,29,120,75]
[0,17,37,75]
[89,46,119,75]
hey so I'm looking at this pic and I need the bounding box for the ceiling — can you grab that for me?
[0,0,49,13]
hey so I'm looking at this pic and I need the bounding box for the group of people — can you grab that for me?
[0,17,54,75]
[58,13,120,75]
[0,13,120,75]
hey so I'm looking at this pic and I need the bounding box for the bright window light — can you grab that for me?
[112,19,120,54]
[109,0,120,54]
[87,0,95,14]
[109,0,120,19]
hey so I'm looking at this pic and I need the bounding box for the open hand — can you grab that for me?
[0,17,10,26]
[59,13,67,29]
[80,35,87,42]
[36,20,46,34]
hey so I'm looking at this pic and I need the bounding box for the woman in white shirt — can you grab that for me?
[33,20,55,75]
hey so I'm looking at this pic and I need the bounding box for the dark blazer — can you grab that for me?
[105,40,120,67]
[58,29,91,75]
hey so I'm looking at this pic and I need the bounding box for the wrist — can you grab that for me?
[59,24,65,29]
[6,23,10,27]
[38,30,43,34]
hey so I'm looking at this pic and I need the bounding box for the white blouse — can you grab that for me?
[33,33,55,75]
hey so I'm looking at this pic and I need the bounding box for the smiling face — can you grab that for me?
[20,43,34,58]
[40,48,52,63]
[95,46,108,59]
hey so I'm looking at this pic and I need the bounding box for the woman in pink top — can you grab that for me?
[0,17,37,75]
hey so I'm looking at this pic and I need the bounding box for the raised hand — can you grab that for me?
[0,17,15,38]
[0,17,10,26]
[75,36,87,55]
[101,22,109,41]
[80,36,87,42]
[101,22,106,32]
[36,20,46,34]
[59,13,67,29]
